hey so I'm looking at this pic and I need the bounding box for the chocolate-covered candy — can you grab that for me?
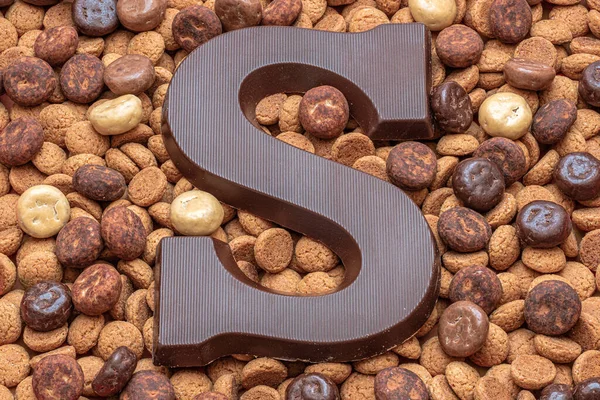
[386,141,437,190]
[116,0,167,32]
[193,394,229,400]
[435,25,483,68]
[374,367,428,400]
[554,152,600,201]
[73,165,127,201]
[60,54,105,104]
[0,117,44,167]
[21,281,72,332]
[56,217,104,268]
[104,54,155,95]
[574,378,600,400]
[286,373,340,400]
[173,5,223,52]
[262,0,302,25]
[92,346,137,397]
[449,266,502,314]
[22,0,59,4]
[72,263,122,315]
[579,60,600,107]
[525,280,581,336]
[503,58,556,91]
[438,300,489,357]
[33,355,84,400]
[516,200,572,248]
[100,207,146,260]
[215,0,262,31]
[3,56,56,107]
[121,371,176,400]
[34,26,79,67]
[73,0,119,37]
[541,384,573,400]
[473,137,528,186]
[299,85,349,139]
[531,99,577,145]
[438,207,492,253]
[431,81,473,134]
[452,158,504,212]
[489,0,532,43]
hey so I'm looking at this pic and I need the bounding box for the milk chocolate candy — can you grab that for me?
[155,25,438,367]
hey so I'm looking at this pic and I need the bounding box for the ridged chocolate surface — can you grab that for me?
[155,24,439,367]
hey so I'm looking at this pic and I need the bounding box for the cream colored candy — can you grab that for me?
[478,93,532,140]
[17,185,70,239]
[170,190,224,236]
[88,94,143,136]
[408,0,456,31]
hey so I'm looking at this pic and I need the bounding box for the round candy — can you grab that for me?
[452,158,505,212]
[73,165,127,202]
[489,0,532,44]
[540,384,573,400]
[285,373,340,400]
[262,0,302,26]
[430,81,473,134]
[92,346,138,397]
[56,217,104,268]
[17,185,70,239]
[478,92,532,140]
[101,207,146,260]
[531,99,577,145]
[554,152,600,201]
[3,56,56,107]
[116,0,168,32]
[20,281,72,332]
[32,355,84,400]
[437,207,492,253]
[516,200,572,248]
[72,0,119,37]
[374,367,428,400]
[0,117,44,167]
[449,266,503,314]
[408,0,456,31]
[60,54,105,104]
[72,263,122,316]
[438,300,489,357]
[104,54,156,95]
[574,378,600,400]
[435,25,483,68]
[579,60,600,107]
[473,137,528,186]
[88,94,144,135]
[170,190,225,236]
[172,5,223,52]
[386,141,437,191]
[214,0,262,31]
[193,394,229,400]
[34,26,79,66]
[121,371,176,400]
[503,58,556,91]
[524,280,581,336]
[299,85,349,140]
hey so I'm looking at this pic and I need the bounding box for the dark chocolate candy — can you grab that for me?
[155,25,438,367]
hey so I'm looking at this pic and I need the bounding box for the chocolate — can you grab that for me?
[438,300,489,357]
[473,137,528,186]
[0,117,45,167]
[215,0,262,31]
[172,5,223,52]
[541,384,574,400]
[71,263,122,316]
[431,81,473,134]
[156,25,438,366]
[262,0,302,26]
[435,25,483,68]
[524,280,581,336]
[489,0,532,44]
[34,26,79,67]
[438,207,492,253]
[503,58,556,91]
[574,378,600,400]
[121,371,176,400]
[531,99,577,145]
[386,141,437,190]
[104,54,156,95]
[374,367,428,400]
[286,373,340,400]
[299,85,349,139]
[116,0,168,32]
[72,0,119,37]
[20,281,72,332]
[579,60,600,107]
[92,346,137,397]
[73,165,127,201]
[452,158,504,212]
[3,56,56,107]
[32,355,84,400]
[516,200,572,248]
[60,54,105,104]
[448,266,502,314]
[554,152,600,201]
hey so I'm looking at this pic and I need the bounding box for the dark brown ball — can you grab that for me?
[386,141,437,191]
[261,0,302,26]
[172,5,223,52]
[92,346,138,397]
[215,0,262,31]
[73,165,126,202]
[553,152,600,201]
[531,99,577,145]
[574,378,600,400]
[435,25,483,68]
[100,207,146,260]
[32,355,84,400]
[579,60,600,107]
[73,0,119,37]
[20,281,72,332]
[525,280,581,336]
[34,26,79,66]
[438,301,489,357]
[489,0,532,44]
[437,207,492,253]
[60,54,105,104]
[452,158,505,212]
[449,266,502,314]
[3,56,56,107]
[299,85,349,140]
[116,0,167,32]
[541,384,573,400]
[516,200,572,248]
[286,373,340,400]
[374,367,428,400]
[56,217,104,268]
[72,263,122,316]
[121,371,176,400]
[103,54,156,95]
[0,117,44,167]
[473,137,528,186]
[430,81,473,134]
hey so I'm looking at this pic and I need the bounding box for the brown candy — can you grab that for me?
[172,5,223,52]
[116,0,168,32]
[473,137,528,186]
[430,81,473,134]
[72,165,127,202]
[449,266,503,314]
[299,85,349,139]
[579,60,600,107]
[286,373,340,400]
[438,207,492,253]
[121,371,176,400]
[56,217,104,268]
[262,0,302,26]
[452,158,505,212]
[554,152,600,201]
[72,263,122,316]
[92,346,137,397]
[34,26,79,67]
[104,54,156,95]
[100,207,146,260]
[33,355,84,400]
[574,378,600,400]
[489,0,532,44]
[73,0,119,37]
[193,394,229,400]
[435,25,483,68]
[503,58,556,91]
[516,200,572,248]
[386,141,437,190]
[541,384,573,400]
[525,280,581,336]
[3,57,56,107]
[531,100,577,145]
[0,117,44,167]
[60,54,105,104]
[374,367,428,400]
[438,301,489,357]
[215,0,262,31]
[20,281,72,332]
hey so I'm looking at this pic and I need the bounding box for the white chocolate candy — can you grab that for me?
[478,93,532,140]
[408,0,457,31]
[17,185,71,239]
[170,190,224,236]
[88,94,143,135]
